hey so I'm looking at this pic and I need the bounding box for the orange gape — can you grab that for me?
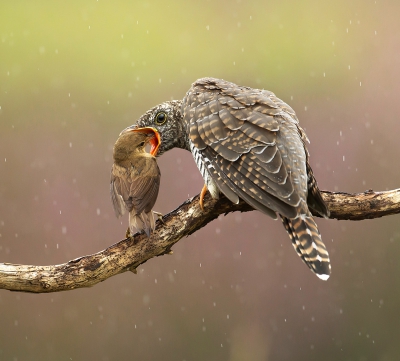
[132,127,161,156]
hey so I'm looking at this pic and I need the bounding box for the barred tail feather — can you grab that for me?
[280,214,331,280]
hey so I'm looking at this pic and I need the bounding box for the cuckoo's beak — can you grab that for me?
[129,127,161,156]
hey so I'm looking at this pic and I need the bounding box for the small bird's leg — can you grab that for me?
[125,227,131,239]
[199,184,208,210]
[153,211,164,223]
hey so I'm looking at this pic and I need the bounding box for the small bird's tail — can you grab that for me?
[280,214,331,280]
[129,211,156,237]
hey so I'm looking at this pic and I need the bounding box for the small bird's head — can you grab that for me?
[113,129,158,163]
[122,100,188,156]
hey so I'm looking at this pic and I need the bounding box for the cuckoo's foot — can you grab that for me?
[199,184,208,211]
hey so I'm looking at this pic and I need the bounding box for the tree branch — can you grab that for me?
[0,188,399,293]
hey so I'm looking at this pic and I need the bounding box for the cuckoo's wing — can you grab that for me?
[295,122,330,218]
[183,77,315,219]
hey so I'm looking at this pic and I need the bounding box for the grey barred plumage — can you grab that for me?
[126,77,331,279]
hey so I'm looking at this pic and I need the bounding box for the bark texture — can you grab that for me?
[0,188,399,293]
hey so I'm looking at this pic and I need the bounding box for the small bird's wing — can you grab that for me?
[110,164,130,218]
[111,156,160,236]
[110,157,160,215]
[183,77,318,219]
[128,156,160,236]
[128,156,160,215]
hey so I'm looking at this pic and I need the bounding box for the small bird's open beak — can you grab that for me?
[125,127,161,156]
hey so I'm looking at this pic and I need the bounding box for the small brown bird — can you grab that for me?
[110,127,161,237]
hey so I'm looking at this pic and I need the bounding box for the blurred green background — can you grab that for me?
[1,0,400,360]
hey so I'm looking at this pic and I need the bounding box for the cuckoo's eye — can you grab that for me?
[154,112,167,125]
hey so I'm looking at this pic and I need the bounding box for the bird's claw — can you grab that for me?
[199,184,208,211]
[153,211,164,223]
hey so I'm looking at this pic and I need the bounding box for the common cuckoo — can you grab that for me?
[111,128,161,237]
[126,77,331,280]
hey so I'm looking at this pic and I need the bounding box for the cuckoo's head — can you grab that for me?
[124,100,188,156]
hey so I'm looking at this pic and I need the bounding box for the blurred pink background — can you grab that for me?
[1,1,400,360]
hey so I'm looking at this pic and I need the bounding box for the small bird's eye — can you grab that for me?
[154,112,167,125]
[138,141,145,147]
